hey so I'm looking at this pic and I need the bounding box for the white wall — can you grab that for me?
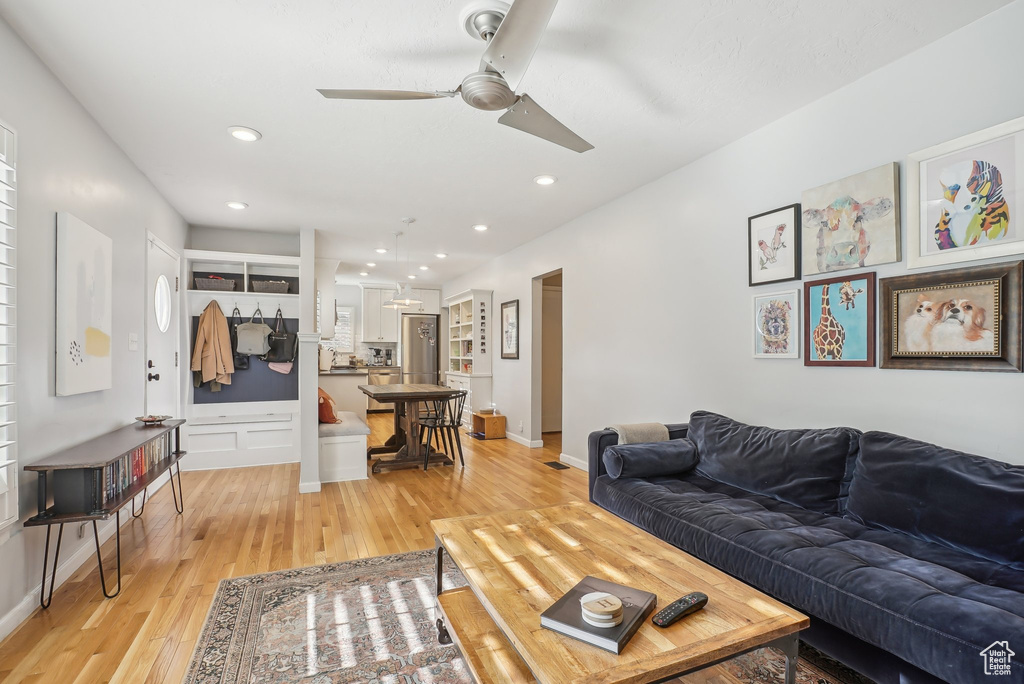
[0,17,187,632]
[444,1,1024,468]
[187,225,299,256]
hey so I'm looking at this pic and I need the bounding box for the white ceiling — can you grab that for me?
[1,0,1010,286]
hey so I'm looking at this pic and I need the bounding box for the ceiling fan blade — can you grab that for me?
[481,0,559,92]
[497,94,593,153]
[317,89,458,100]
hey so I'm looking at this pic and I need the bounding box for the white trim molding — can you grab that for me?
[559,452,588,471]
[506,432,543,448]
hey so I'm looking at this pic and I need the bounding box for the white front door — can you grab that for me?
[145,236,180,416]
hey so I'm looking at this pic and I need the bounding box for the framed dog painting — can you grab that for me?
[907,116,1024,270]
[801,163,900,276]
[753,290,799,358]
[749,204,800,286]
[803,273,876,367]
[880,261,1023,372]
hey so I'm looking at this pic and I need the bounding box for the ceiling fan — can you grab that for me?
[317,0,593,153]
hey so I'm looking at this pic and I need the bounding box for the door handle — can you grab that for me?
[148,373,160,382]
[147,360,154,368]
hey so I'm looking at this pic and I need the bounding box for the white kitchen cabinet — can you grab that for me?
[446,374,491,428]
[409,289,441,315]
[362,287,381,341]
[360,287,399,343]
[379,296,398,342]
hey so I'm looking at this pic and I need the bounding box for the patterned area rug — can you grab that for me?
[185,550,872,684]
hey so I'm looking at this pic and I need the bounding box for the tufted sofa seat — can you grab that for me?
[589,411,1024,684]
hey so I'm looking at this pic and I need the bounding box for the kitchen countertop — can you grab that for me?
[319,366,402,376]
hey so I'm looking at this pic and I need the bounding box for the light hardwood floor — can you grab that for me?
[0,415,741,683]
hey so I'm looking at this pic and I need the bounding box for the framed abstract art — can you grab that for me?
[801,163,900,276]
[907,116,1024,269]
[803,273,876,367]
[880,261,1022,372]
[748,204,800,286]
[753,290,799,358]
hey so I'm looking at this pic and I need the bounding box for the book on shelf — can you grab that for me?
[539,575,657,654]
[102,432,171,505]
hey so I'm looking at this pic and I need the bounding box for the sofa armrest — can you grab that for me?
[587,423,689,502]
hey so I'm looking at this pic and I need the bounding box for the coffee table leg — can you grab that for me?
[434,539,453,645]
[772,633,799,684]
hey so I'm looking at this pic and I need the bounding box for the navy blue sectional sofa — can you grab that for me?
[588,411,1024,684]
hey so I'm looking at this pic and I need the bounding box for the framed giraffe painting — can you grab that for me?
[907,116,1024,270]
[803,273,876,367]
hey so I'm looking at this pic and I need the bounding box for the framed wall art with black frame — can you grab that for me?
[500,299,519,360]
[748,204,800,286]
[880,261,1022,372]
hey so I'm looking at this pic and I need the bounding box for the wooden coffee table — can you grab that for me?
[431,502,808,684]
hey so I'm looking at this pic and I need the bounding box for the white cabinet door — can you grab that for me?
[408,289,423,312]
[362,288,381,341]
[420,290,441,315]
[379,298,398,342]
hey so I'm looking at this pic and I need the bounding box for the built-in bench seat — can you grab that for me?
[318,411,370,482]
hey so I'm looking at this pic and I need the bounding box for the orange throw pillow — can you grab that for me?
[318,387,340,423]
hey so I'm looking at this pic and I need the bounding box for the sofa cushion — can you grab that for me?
[603,439,699,480]
[592,473,1024,684]
[846,431,1024,567]
[688,411,860,514]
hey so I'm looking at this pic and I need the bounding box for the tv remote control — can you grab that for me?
[651,592,708,627]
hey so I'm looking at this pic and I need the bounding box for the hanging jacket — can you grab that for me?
[191,300,234,390]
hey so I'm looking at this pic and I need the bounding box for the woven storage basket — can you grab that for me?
[251,280,290,294]
[195,277,236,291]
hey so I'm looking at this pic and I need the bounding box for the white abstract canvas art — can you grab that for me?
[56,213,113,395]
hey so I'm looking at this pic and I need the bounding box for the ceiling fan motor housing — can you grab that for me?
[460,71,517,111]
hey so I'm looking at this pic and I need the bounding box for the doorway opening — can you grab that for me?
[530,269,562,451]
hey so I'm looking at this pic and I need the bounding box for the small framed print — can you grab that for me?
[749,204,800,286]
[804,273,876,367]
[753,290,799,358]
[907,116,1024,269]
[880,261,1022,372]
[500,299,519,359]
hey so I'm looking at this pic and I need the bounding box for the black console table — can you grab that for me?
[24,419,186,608]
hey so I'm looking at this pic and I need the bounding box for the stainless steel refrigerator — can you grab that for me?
[401,313,440,385]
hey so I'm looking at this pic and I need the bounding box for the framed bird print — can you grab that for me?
[749,204,800,286]
[907,116,1024,269]
[803,273,876,367]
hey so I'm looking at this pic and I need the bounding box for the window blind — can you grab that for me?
[334,305,354,353]
[0,123,17,532]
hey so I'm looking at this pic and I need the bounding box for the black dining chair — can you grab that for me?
[418,390,468,470]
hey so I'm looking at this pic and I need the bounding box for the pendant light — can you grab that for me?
[383,227,422,309]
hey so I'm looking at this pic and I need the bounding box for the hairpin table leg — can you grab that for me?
[168,461,184,514]
[92,511,122,599]
[39,523,64,609]
[131,489,147,518]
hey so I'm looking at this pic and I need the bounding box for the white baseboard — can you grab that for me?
[559,452,588,471]
[298,481,322,493]
[507,433,544,448]
[180,455,299,472]
[0,472,170,643]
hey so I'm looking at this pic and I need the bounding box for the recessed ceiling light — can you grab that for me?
[228,126,262,142]
[473,224,489,232]
[359,271,369,276]
[366,262,376,267]
[534,175,557,185]
[408,275,417,279]
[435,253,448,259]
[419,265,429,271]
[375,248,388,254]
[226,201,248,210]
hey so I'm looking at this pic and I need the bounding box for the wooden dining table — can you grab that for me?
[358,383,461,473]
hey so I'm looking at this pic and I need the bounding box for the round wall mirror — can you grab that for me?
[154,275,171,333]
